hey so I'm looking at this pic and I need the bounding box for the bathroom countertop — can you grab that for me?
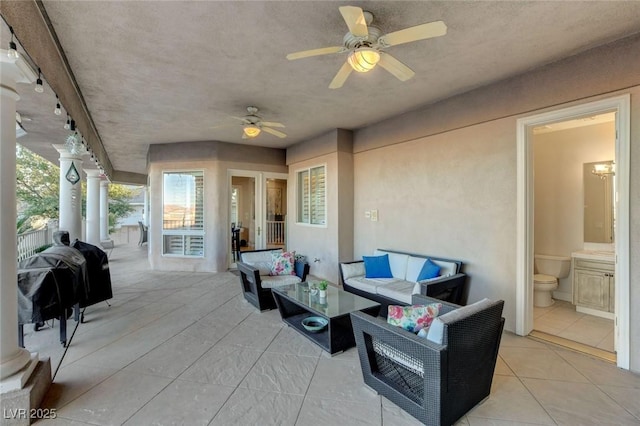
[571,250,615,261]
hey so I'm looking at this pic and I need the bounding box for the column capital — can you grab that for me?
[53,144,85,161]
[0,50,37,90]
[84,169,102,178]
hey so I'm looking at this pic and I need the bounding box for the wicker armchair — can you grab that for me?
[237,249,309,311]
[350,294,504,426]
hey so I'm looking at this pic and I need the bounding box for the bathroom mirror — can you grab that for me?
[583,161,614,243]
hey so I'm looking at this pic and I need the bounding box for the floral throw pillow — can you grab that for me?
[387,303,442,333]
[270,251,296,276]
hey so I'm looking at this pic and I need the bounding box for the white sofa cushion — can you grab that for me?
[259,274,302,289]
[426,298,493,344]
[241,249,282,276]
[411,275,444,295]
[406,256,427,283]
[376,281,415,304]
[374,250,409,280]
[345,276,400,294]
[341,262,366,280]
[431,259,457,278]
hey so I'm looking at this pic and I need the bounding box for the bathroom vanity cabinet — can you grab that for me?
[573,258,615,313]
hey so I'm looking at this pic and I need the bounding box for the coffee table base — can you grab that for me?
[272,291,380,354]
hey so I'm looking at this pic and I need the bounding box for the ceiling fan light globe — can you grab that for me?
[243,125,261,138]
[348,48,380,73]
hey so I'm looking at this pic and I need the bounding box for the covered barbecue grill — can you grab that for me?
[71,240,113,308]
[17,234,113,347]
[18,244,89,346]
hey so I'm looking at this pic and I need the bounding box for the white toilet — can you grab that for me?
[533,254,571,308]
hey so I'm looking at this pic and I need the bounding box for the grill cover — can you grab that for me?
[71,240,113,307]
[18,246,88,324]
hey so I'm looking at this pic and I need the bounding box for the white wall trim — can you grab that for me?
[516,94,630,369]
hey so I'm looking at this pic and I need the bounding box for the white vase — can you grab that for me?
[319,289,327,298]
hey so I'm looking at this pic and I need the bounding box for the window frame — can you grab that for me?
[296,164,327,227]
[161,169,205,258]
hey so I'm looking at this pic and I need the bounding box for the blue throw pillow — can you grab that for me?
[363,254,393,278]
[417,258,441,281]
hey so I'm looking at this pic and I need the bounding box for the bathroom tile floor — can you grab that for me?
[534,300,615,352]
[21,244,640,425]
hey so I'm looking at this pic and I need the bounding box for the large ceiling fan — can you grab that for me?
[286,6,447,89]
[226,106,287,139]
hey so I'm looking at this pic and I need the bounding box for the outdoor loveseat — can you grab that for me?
[350,294,504,426]
[340,249,467,316]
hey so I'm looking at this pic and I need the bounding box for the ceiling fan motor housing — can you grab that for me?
[343,26,381,49]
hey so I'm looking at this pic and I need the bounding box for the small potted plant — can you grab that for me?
[318,280,328,298]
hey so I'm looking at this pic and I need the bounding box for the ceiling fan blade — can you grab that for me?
[329,62,353,89]
[339,6,368,37]
[379,21,447,47]
[378,53,415,81]
[286,46,344,60]
[230,116,251,124]
[262,127,287,138]
[260,121,285,128]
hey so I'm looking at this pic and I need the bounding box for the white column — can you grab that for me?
[0,51,38,391]
[143,185,149,225]
[85,169,101,246]
[100,178,111,243]
[53,145,83,243]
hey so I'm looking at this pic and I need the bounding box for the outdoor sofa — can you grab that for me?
[340,249,467,316]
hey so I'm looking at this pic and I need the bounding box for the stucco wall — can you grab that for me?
[353,117,517,316]
[287,130,354,283]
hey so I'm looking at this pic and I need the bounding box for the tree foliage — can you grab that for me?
[16,144,137,233]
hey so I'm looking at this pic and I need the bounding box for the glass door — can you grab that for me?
[229,171,288,267]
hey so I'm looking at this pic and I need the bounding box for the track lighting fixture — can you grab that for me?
[7,26,19,59]
[64,115,70,130]
[69,120,75,131]
[35,68,44,93]
[54,95,62,115]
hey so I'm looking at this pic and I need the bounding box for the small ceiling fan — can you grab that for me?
[286,5,447,89]
[226,106,287,139]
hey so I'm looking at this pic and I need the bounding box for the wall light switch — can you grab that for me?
[371,210,378,221]
[364,211,371,219]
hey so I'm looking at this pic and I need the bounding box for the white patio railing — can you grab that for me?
[17,225,57,262]
[266,220,285,245]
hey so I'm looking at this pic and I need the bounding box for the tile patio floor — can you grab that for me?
[21,244,640,425]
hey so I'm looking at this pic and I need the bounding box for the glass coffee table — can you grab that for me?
[271,282,380,355]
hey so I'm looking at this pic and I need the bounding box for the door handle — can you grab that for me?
[257,227,261,236]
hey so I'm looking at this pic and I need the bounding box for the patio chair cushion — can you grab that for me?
[387,303,442,332]
[269,251,296,276]
[341,262,365,280]
[426,298,493,344]
[241,249,282,276]
[259,274,302,289]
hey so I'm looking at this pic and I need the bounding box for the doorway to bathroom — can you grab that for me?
[516,95,630,369]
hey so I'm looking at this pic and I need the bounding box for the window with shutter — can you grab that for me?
[297,165,326,226]
[162,171,205,257]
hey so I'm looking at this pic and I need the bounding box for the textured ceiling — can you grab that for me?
[9,1,640,176]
